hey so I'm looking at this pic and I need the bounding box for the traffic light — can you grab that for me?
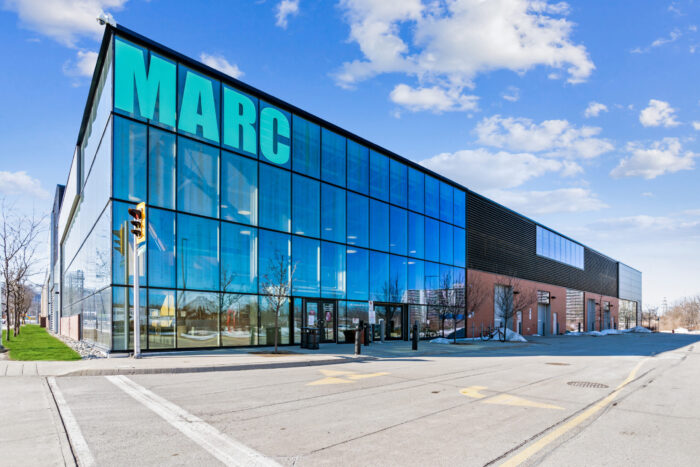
[128,202,146,244]
[112,224,127,255]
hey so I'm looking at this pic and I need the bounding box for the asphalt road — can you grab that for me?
[4,333,700,466]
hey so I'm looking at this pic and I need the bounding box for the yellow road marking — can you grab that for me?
[307,369,390,386]
[460,386,562,409]
[499,358,648,467]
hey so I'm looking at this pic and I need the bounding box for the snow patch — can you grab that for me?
[429,337,452,344]
[622,326,652,334]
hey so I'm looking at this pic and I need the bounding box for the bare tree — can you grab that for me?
[436,271,455,339]
[0,199,44,344]
[494,275,537,336]
[465,271,488,339]
[259,251,296,353]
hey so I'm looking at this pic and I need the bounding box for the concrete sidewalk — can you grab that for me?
[0,339,524,377]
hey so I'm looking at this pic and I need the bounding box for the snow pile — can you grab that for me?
[504,328,528,342]
[622,326,652,334]
[429,337,452,344]
[566,329,623,337]
[674,327,689,334]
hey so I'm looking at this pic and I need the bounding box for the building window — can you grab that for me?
[292,115,320,178]
[176,291,219,348]
[439,182,453,224]
[148,127,176,209]
[390,159,408,208]
[453,227,466,268]
[369,199,389,252]
[425,175,440,219]
[113,116,147,202]
[425,217,440,263]
[369,251,389,301]
[369,150,389,201]
[177,213,219,290]
[292,236,321,297]
[147,207,176,288]
[408,168,424,214]
[321,183,345,243]
[389,206,407,256]
[439,222,453,265]
[259,164,291,232]
[347,140,369,194]
[221,294,258,346]
[258,229,291,287]
[321,241,346,299]
[148,289,175,349]
[453,189,466,228]
[221,222,257,293]
[321,128,346,186]
[221,150,258,226]
[292,174,320,237]
[536,225,584,269]
[347,247,369,300]
[347,192,369,247]
[177,136,219,218]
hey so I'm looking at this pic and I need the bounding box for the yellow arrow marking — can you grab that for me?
[307,370,390,386]
[460,385,562,409]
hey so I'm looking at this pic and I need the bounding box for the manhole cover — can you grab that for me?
[567,381,609,389]
[546,362,570,366]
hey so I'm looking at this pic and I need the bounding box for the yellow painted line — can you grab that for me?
[307,377,354,386]
[485,394,563,410]
[460,386,488,399]
[307,370,390,386]
[499,358,648,467]
[347,372,389,380]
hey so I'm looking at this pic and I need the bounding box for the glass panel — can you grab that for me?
[390,255,408,303]
[221,294,258,346]
[369,150,389,201]
[147,208,175,288]
[221,150,258,225]
[439,182,453,224]
[347,140,368,194]
[440,222,453,265]
[177,137,219,218]
[321,241,346,299]
[536,226,543,256]
[292,174,320,237]
[321,184,345,243]
[293,298,302,344]
[292,115,320,178]
[408,212,424,259]
[292,236,320,297]
[259,163,291,232]
[347,192,369,247]
[148,289,175,349]
[177,213,219,290]
[222,85,258,158]
[346,247,369,300]
[176,291,219,348]
[369,251,390,302]
[177,66,220,144]
[389,206,407,256]
[259,297,290,345]
[221,222,257,293]
[390,159,408,208]
[258,229,291,286]
[112,201,145,286]
[369,199,389,252]
[259,102,291,168]
[113,116,146,202]
[424,261,440,304]
[453,189,466,228]
[321,128,346,186]
[347,301,368,327]
[453,227,466,268]
[112,286,146,351]
[408,167,424,214]
[425,217,440,263]
[148,127,176,209]
[425,175,440,219]
[407,259,424,304]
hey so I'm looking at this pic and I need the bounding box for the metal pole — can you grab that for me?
[133,233,141,359]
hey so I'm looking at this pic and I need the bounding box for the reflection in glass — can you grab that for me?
[221,294,258,346]
[321,128,345,186]
[408,167,424,214]
[259,297,290,345]
[321,241,346,299]
[369,150,389,201]
[407,259,424,304]
[439,182,453,224]
[347,247,369,300]
[347,140,369,194]
[453,189,466,228]
[369,251,389,301]
[148,127,176,209]
[221,222,257,293]
[425,217,440,263]
[292,236,320,297]
[389,255,408,303]
[453,227,466,268]
[112,201,145,286]
[425,175,440,219]
[112,286,146,351]
[259,164,291,232]
[347,192,369,247]
[440,222,453,265]
[113,116,147,202]
[389,206,407,256]
[258,230,291,285]
[369,199,389,252]
[292,174,320,237]
[221,150,258,225]
[321,184,345,243]
[408,212,424,259]
[177,214,219,290]
[177,291,219,348]
[148,289,175,349]
[177,137,219,217]
[148,208,175,288]
[390,159,407,207]
[292,115,320,178]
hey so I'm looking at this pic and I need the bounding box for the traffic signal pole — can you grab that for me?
[128,202,146,359]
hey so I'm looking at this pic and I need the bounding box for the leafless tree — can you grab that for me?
[494,275,537,335]
[0,199,45,344]
[660,297,699,331]
[436,271,455,339]
[259,251,296,353]
[465,271,488,339]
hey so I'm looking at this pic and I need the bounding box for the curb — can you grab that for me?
[57,355,377,377]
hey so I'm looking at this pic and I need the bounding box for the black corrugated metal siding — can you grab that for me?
[467,193,618,297]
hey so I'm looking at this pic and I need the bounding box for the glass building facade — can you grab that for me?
[59,32,467,351]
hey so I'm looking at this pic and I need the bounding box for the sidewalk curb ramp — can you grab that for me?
[57,355,377,377]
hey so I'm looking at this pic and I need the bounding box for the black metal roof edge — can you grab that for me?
[74,23,632,272]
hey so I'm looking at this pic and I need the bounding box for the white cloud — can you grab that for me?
[199,53,243,79]
[584,101,608,118]
[588,214,700,233]
[631,29,682,54]
[275,0,299,29]
[62,50,98,77]
[501,86,520,102]
[3,0,127,47]
[639,99,680,127]
[692,121,700,130]
[419,148,564,192]
[611,137,697,179]
[389,84,478,113]
[0,171,49,199]
[475,114,614,159]
[489,188,607,215]
[335,0,594,111]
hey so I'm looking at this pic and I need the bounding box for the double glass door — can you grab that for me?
[373,304,407,340]
[302,299,335,343]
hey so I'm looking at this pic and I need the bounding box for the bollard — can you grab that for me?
[380,319,386,343]
[355,322,362,355]
[363,323,371,346]
[412,321,419,350]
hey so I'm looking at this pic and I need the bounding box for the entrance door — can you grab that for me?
[537,304,549,336]
[302,299,336,343]
[587,299,596,332]
[373,304,407,340]
[516,311,522,335]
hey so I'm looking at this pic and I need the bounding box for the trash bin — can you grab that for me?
[342,329,356,343]
[300,327,309,349]
[307,327,319,350]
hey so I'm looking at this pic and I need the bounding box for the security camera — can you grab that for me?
[96,13,116,27]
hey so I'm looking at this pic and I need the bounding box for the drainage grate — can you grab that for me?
[567,381,609,389]
[546,362,571,366]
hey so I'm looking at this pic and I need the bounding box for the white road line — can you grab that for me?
[105,375,281,467]
[47,377,96,467]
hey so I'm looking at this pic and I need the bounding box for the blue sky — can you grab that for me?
[1,0,698,307]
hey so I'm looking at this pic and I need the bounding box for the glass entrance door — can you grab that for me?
[302,299,336,343]
[373,304,406,340]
